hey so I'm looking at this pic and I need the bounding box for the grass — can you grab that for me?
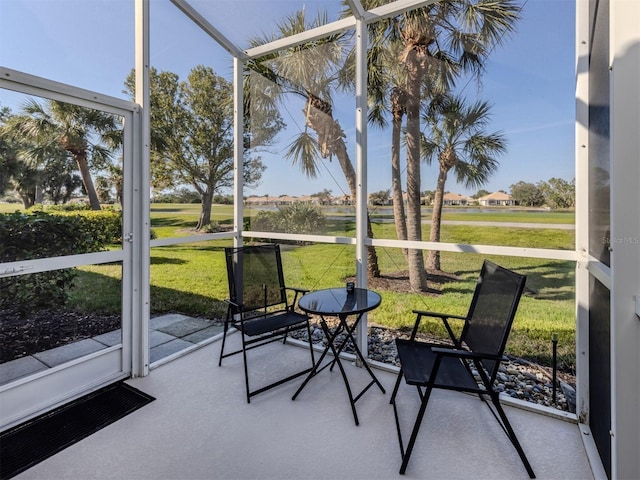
[440,210,575,223]
[359,247,576,371]
[3,202,577,371]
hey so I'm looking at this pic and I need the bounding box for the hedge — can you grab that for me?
[0,209,121,313]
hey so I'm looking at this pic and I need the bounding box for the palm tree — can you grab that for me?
[421,94,506,270]
[360,0,520,292]
[2,107,83,208]
[0,108,21,198]
[366,38,452,264]
[10,99,120,210]
[0,135,41,208]
[248,9,381,277]
[366,39,410,254]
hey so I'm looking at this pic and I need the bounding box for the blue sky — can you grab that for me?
[0,0,576,198]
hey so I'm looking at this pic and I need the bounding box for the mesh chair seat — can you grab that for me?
[239,310,309,337]
[395,339,478,391]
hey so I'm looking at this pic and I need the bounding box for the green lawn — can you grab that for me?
[440,210,575,223]
[3,202,577,371]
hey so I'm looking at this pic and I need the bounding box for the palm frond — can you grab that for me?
[419,132,440,164]
[284,132,321,178]
[368,103,389,129]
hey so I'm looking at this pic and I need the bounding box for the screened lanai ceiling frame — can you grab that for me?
[171,0,444,61]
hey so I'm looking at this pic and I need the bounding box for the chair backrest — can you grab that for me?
[225,244,288,314]
[461,260,527,379]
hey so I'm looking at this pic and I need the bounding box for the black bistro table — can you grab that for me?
[292,287,386,425]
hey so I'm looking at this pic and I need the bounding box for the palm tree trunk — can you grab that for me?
[391,89,407,259]
[74,152,101,210]
[403,50,428,292]
[19,191,36,209]
[426,166,448,271]
[332,138,381,278]
[306,95,380,278]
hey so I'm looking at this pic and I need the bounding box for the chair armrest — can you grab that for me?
[285,286,309,311]
[431,346,507,363]
[412,309,467,321]
[286,286,310,295]
[224,298,243,316]
[410,310,468,346]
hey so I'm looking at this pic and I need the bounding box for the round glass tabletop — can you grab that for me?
[298,287,381,316]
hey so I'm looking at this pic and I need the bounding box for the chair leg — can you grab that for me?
[390,368,404,405]
[490,393,536,478]
[305,321,316,365]
[390,369,407,462]
[399,384,434,475]
[474,360,535,478]
[241,335,251,403]
[219,307,233,367]
[218,321,229,367]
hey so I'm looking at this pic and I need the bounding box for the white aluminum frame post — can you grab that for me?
[609,1,640,478]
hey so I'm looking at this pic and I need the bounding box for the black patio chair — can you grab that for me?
[390,260,535,478]
[219,243,315,403]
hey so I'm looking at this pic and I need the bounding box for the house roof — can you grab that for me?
[478,191,512,201]
[244,195,271,203]
[443,192,467,201]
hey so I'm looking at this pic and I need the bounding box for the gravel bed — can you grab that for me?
[291,323,576,413]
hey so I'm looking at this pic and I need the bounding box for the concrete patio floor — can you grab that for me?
[0,314,224,386]
[13,329,598,480]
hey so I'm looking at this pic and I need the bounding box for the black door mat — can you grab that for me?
[0,381,155,479]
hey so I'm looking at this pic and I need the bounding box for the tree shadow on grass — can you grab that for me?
[452,260,575,302]
[149,283,226,318]
[511,262,575,302]
[348,270,466,296]
[150,217,196,227]
[150,256,188,265]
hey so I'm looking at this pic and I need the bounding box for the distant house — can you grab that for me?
[244,195,273,206]
[442,192,472,206]
[275,195,298,204]
[297,195,318,204]
[478,191,515,206]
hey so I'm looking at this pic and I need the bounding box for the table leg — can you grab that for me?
[327,334,360,425]
[291,317,344,401]
[337,314,386,395]
[292,313,385,426]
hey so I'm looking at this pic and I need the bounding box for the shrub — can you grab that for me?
[0,210,121,313]
[251,210,277,232]
[67,210,122,245]
[203,221,221,233]
[45,203,92,212]
[28,205,122,244]
[251,203,326,242]
[212,194,233,204]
